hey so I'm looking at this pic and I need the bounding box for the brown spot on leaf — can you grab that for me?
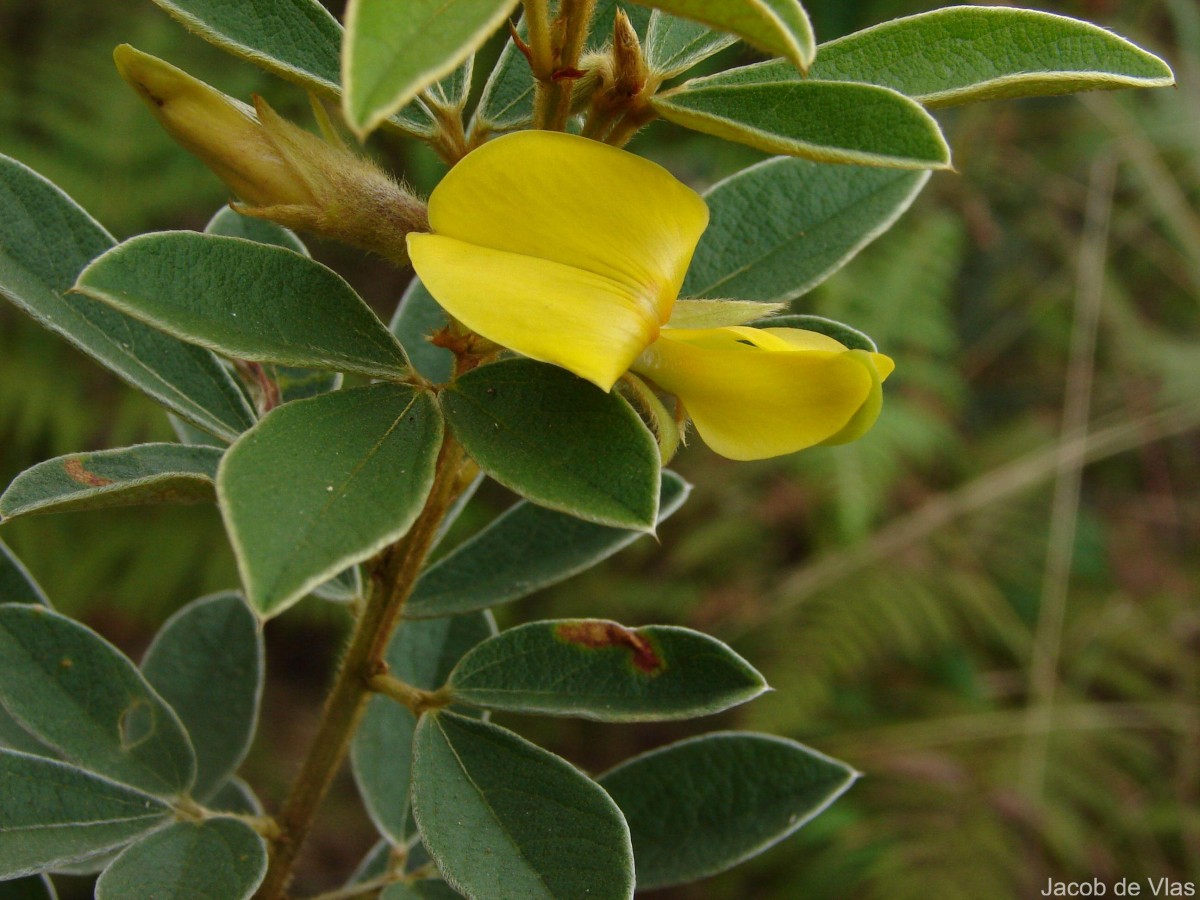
[60,657,73,669]
[555,620,664,675]
[64,457,112,487]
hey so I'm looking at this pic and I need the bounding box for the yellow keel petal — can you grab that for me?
[632,327,888,460]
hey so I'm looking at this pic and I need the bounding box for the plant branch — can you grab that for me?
[255,434,466,900]
[367,671,451,715]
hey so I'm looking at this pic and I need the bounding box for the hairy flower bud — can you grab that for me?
[114,44,427,264]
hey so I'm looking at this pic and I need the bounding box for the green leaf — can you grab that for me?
[443,359,660,531]
[205,205,309,255]
[599,733,858,888]
[407,472,690,619]
[263,364,342,403]
[0,544,55,758]
[0,874,57,900]
[752,313,877,352]
[391,277,453,384]
[205,208,345,405]
[74,232,409,380]
[352,612,495,845]
[681,157,929,302]
[0,155,255,441]
[809,6,1174,107]
[472,2,650,131]
[448,619,766,721]
[218,384,443,619]
[149,0,471,137]
[0,540,50,607]
[0,708,52,758]
[644,9,738,77]
[0,607,196,797]
[411,711,634,900]
[0,750,172,879]
[343,0,518,136]
[141,593,263,800]
[95,818,267,900]
[148,0,342,94]
[0,444,222,521]
[652,75,951,170]
[637,0,813,71]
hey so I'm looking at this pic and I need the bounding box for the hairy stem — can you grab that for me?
[255,435,466,900]
[521,0,554,79]
[534,0,596,131]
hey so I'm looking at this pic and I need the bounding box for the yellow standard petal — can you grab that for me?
[408,131,709,386]
[631,326,893,460]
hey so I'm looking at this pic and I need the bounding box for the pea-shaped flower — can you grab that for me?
[408,132,893,461]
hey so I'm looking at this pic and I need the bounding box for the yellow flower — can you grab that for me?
[407,131,893,461]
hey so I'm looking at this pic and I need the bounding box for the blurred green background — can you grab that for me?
[2,0,1197,897]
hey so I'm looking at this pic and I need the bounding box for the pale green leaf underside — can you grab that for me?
[653,77,951,169]
[0,607,196,798]
[205,205,309,256]
[411,711,634,900]
[0,156,254,442]
[645,9,739,77]
[739,6,1174,107]
[393,57,476,135]
[310,565,363,603]
[638,0,813,71]
[406,472,690,619]
[94,818,267,900]
[599,733,858,889]
[448,620,767,721]
[140,593,263,801]
[0,444,223,521]
[391,276,454,384]
[218,384,443,619]
[0,750,171,880]
[75,232,409,380]
[682,156,930,302]
[343,0,518,136]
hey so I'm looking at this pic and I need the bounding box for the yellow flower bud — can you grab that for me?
[114,45,426,264]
